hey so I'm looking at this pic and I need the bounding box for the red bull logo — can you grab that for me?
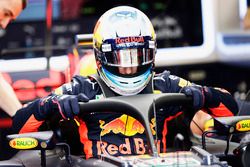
[97,115,157,156]
[115,36,144,44]
[99,114,155,136]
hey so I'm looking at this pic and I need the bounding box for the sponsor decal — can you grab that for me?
[102,44,112,52]
[236,120,250,132]
[97,115,157,156]
[97,138,161,156]
[115,36,144,44]
[114,36,145,48]
[153,90,162,94]
[9,138,38,149]
[178,78,191,88]
[95,94,104,100]
[99,115,155,137]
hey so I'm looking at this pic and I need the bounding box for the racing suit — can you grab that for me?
[12,70,238,159]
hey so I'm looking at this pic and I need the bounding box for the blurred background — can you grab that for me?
[1,0,250,95]
[0,0,250,159]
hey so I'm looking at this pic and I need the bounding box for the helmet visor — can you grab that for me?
[101,48,154,67]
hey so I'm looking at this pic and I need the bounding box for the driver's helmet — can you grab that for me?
[93,6,156,96]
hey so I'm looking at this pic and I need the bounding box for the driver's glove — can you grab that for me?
[180,85,212,111]
[38,93,89,120]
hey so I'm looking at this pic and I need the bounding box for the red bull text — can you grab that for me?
[97,138,161,156]
[115,36,144,44]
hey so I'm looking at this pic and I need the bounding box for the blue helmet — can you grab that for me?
[93,6,156,96]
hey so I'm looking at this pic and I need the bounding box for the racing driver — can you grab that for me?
[12,6,238,159]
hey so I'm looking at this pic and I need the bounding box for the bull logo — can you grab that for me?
[99,114,156,136]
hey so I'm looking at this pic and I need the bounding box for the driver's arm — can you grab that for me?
[161,71,238,135]
[155,70,238,117]
[0,73,22,117]
[181,86,238,117]
[177,78,238,136]
[11,76,90,134]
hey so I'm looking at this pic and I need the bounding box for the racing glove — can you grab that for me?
[180,85,212,111]
[38,93,89,120]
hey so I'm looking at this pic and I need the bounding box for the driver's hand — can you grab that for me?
[52,93,89,119]
[181,85,207,111]
[39,93,89,120]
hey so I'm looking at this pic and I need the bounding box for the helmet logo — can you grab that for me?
[115,36,145,49]
[102,44,112,52]
[115,36,144,44]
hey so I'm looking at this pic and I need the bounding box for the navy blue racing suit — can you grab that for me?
[12,70,238,159]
